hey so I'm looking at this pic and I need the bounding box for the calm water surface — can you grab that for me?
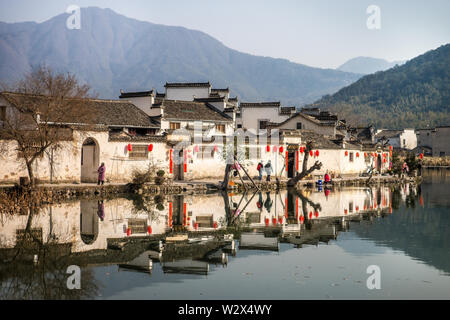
[1,169,449,300]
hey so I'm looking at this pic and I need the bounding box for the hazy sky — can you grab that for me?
[0,0,449,68]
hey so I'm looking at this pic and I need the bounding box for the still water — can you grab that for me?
[1,169,449,300]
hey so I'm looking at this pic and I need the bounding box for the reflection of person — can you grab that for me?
[264,160,273,181]
[97,163,106,185]
[264,193,273,213]
[256,192,263,210]
[97,200,104,221]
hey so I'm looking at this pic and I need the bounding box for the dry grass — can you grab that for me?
[422,156,450,167]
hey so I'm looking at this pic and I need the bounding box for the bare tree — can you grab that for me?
[287,140,322,187]
[0,66,97,188]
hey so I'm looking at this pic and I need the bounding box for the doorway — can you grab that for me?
[287,151,296,178]
[81,138,99,183]
[174,149,184,181]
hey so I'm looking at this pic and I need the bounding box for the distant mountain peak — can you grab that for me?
[337,56,406,75]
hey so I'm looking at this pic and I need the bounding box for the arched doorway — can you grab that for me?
[80,200,99,245]
[81,138,99,183]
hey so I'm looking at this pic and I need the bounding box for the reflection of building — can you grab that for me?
[239,233,279,251]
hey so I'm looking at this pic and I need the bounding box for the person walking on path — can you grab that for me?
[265,160,273,182]
[97,162,106,185]
[257,160,264,181]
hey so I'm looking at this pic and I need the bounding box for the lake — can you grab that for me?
[1,169,449,300]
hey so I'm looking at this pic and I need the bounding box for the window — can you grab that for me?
[216,124,225,133]
[349,152,354,162]
[169,122,181,130]
[129,145,148,159]
[440,152,446,157]
[197,145,216,159]
[237,124,242,129]
[0,106,6,121]
[349,201,353,213]
[259,120,268,130]
[403,139,406,146]
[296,122,302,129]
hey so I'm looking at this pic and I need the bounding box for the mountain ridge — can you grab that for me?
[0,6,361,105]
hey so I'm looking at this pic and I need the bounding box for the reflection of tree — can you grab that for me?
[127,194,164,224]
[0,205,100,299]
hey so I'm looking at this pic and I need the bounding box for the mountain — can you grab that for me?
[337,57,406,75]
[0,7,362,106]
[310,44,450,129]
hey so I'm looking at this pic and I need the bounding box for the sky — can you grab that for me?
[0,0,449,69]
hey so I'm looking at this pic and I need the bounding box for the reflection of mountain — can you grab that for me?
[349,204,450,275]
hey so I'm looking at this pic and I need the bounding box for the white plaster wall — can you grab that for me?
[241,107,289,131]
[400,129,418,150]
[119,96,154,116]
[166,87,210,101]
[274,116,336,137]
[432,127,450,157]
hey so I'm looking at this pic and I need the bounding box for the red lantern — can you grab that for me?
[126,228,131,236]
[389,146,393,151]
[127,144,132,152]
[420,153,423,159]
[272,218,277,225]
[300,216,304,223]
[266,145,271,152]
[356,206,359,212]
[344,209,348,215]
[345,151,348,156]
[214,145,218,152]
[147,226,152,234]
[194,145,199,152]
[315,150,319,157]
[356,152,360,158]
[265,218,270,226]
[273,146,277,152]
[279,146,284,153]
[371,152,374,157]
[213,222,218,229]
[314,211,319,218]
[299,146,304,153]
[278,217,283,224]
[148,144,153,152]
[194,222,199,230]
[309,150,313,157]
[364,152,367,157]
[309,211,313,219]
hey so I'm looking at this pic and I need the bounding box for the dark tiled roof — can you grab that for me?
[1,92,158,128]
[108,131,167,142]
[161,100,233,122]
[211,88,229,92]
[164,82,211,88]
[280,107,296,114]
[119,90,154,99]
[375,130,403,139]
[240,102,281,108]
[194,97,226,103]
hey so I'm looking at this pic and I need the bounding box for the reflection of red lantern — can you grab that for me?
[356,206,359,211]
[279,146,284,153]
[213,222,218,229]
[300,216,304,223]
[278,217,283,224]
[310,150,313,157]
[194,222,199,230]
[127,144,132,152]
[345,151,348,156]
[194,145,199,152]
[214,145,218,152]
[147,226,152,234]
[344,209,348,215]
[309,212,312,219]
[148,144,153,152]
[389,146,393,151]
[325,189,330,197]
[265,218,269,226]
[420,153,423,159]
[273,146,277,152]
[315,150,319,157]
[299,147,304,153]
[266,145,270,152]
[314,211,319,218]
[126,228,131,236]
[272,218,277,225]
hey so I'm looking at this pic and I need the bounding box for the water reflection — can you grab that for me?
[1,171,449,299]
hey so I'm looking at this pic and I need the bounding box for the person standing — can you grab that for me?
[257,160,264,181]
[265,160,273,182]
[97,162,106,185]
